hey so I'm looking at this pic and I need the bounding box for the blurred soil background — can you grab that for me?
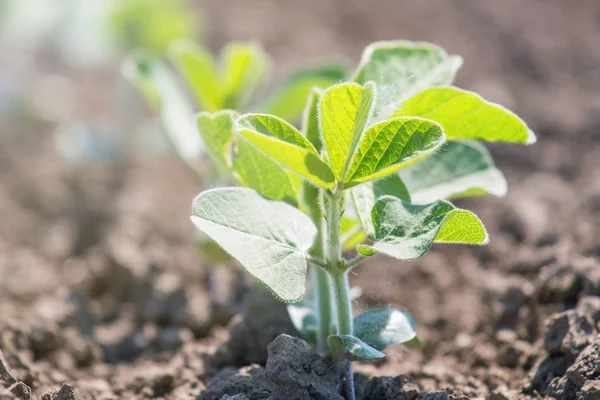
[1,0,600,399]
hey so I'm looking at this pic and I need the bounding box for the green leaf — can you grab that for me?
[301,88,324,152]
[400,141,507,204]
[191,187,316,301]
[221,42,269,109]
[319,82,376,182]
[351,175,410,239]
[394,87,536,144]
[261,64,347,122]
[353,307,417,351]
[344,117,445,187]
[196,111,236,170]
[232,137,298,205]
[341,216,367,250]
[122,50,202,161]
[287,301,318,344]
[169,40,222,112]
[237,114,335,189]
[352,40,462,120]
[357,197,488,260]
[328,334,385,360]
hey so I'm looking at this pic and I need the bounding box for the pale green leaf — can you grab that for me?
[319,82,376,181]
[301,88,324,152]
[237,114,335,189]
[169,40,222,112]
[354,307,417,351]
[261,64,347,122]
[341,216,366,250]
[196,110,236,170]
[357,197,488,260]
[400,141,507,204]
[287,301,318,344]
[395,87,536,144]
[221,42,269,109]
[232,137,298,205]
[122,50,202,160]
[351,175,410,239]
[344,117,445,187]
[352,40,462,120]
[328,334,385,360]
[191,187,316,301]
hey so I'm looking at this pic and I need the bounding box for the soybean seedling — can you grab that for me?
[190,41,535,400]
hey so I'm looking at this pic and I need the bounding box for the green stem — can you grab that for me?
[325,191,355,400]
[313,266,333,354]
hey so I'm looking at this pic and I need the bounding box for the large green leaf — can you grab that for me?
[232,137,298,205]
[352,40,462,120]
[301,88,324,152]
[169,40,222,112]
[351,175,410,239]
[196,110,236,170]
[261,64,347,122]
[191,187,316,301]
[354,307,417,351]
[319,82,376,182]
[400,141,507,204]
[344,117,445,187]
[221,42,269,109]
[122,50,202,161]
[328,334,385,360]
[357,197,488,259]
[237,114,335,189]
[395,87,536,144]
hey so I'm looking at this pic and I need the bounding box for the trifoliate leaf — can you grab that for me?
[261,64,347,122]
[353,307,417,351]
[352,40,462,120]
[191,187,316,301]
[232,137,298,205]
[221,42,269,109]
[169,40,222,112]
[319,82,376,182]
[400,141,507,204]
[122,50,202,160]
[351,175,410,239]
[196,110,236,170]
[394,87,536,144]
[328,334,385,360]
[357,197,488,259]
[237,114,335,189]
[344,117,445,187]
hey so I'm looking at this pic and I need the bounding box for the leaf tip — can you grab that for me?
[526,129,537,145]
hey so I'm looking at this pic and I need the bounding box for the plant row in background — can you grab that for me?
[125,39,535,400]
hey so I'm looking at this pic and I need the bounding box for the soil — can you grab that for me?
[1,0,600,399]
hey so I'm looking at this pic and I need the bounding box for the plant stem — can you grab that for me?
[325,191,355,400]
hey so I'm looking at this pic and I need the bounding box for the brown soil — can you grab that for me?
[1,0,600,399]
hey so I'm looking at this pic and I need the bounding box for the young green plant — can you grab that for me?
[190,41,535,400]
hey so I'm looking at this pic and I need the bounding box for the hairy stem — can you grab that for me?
[325,191,355,400]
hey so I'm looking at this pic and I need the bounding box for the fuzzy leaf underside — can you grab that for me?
[352,40,462,121]
[357,197,488,259]
[191,187,316,301]
[237,114,335,189]
[232,138,298,206]
[400,140,507,204]
[319,82,376,182]
[122,51,202,160]
[353,307,417,351]
[261,64,347,122]
[351,175,410,239]
[196,111,237,170]
[344,117,445,187]
[395,87,536,144]
[169,40,222,112]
